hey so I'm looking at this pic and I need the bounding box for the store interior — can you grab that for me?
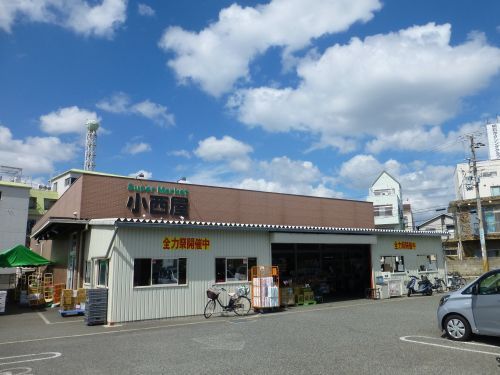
[272,243,371,302]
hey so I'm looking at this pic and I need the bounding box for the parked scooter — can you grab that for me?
[406,275,433,297]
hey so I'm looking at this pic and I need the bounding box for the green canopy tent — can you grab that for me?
[0,244,51,268]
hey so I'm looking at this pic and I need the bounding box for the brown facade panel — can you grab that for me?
[33,173,374,231]
[77,174,374,228]
[32,178,83,233]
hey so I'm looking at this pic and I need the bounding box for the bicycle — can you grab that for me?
[431,277,446,293]
[447,272,467,291]
[204,285,251,318]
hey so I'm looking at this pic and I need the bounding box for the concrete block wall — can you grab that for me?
[446,257,500,277]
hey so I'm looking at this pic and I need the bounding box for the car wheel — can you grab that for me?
[444,314,472,341]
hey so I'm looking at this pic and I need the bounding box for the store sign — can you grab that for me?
[163,236,210,250]
[394,241,416,250]
[126,183,189,217]
[127,183,188,196]
[486,123,500,160]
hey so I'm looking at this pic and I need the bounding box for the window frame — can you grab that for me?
[417,254,438,273]
[29,197,37,209]
[374,204,393,217]
[478,272,500,295]
[380,255,405,273]
[215,257,257,283]
[96,259,109,287]
[133,258,188,288]
[43,198,57,210]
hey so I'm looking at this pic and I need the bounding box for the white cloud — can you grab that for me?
[195,135,252,160]
[230,23,500,151]
[96,92,129,113]
[138,3,155,17]
[0,125,76,175]
[97,93,175,127]
[0,0,127,38]
[122,142,152,155]
[338,153,455,215]
[159,0,381,96]
[189,147,341,197]
[40,106,100,135]
[339,154,401,190]
[131,100,175,127]
[169,149,191,159]
[365,121,485,154]
[128,170,152,179]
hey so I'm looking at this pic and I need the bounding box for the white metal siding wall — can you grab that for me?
[0,185,29,251]
[87,226,116,259]
[107,226,271,323]
[371,235,446,284]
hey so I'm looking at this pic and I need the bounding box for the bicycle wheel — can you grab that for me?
[233,296,251,316]
[204,300,216,319]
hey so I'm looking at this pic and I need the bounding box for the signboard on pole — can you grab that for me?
[486,122,500,160]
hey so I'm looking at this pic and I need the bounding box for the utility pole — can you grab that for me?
[468,135,489,272]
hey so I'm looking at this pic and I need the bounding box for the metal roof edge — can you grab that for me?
[112,218,446,236]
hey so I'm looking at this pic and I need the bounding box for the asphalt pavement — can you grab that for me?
[1,295,499,374]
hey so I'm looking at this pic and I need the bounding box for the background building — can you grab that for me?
[454,159,500,201]
[0,180,31,288]
[417,213,456,256]
[367,171,404,230]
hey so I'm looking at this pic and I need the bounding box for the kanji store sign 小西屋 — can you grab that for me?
[162,237,210,251]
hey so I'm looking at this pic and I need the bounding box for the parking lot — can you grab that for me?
[1,295,499,374]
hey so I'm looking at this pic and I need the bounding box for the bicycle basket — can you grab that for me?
[236,286,249,297]
[206,288,220,300]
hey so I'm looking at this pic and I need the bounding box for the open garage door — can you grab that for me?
[272,243,371,301]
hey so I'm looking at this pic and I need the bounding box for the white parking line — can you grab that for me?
[36,312,50,325]
[0,352,61,366]
[400,335,500,356]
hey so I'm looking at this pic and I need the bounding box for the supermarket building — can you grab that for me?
[31,172,445,324]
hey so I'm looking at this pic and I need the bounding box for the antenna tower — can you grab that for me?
[84,120,99,171]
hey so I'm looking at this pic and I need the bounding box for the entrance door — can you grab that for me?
[472,270,500,335]
[66,234,78,289]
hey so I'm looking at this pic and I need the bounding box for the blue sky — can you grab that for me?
[1,0,500,225]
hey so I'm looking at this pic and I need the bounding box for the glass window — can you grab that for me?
[134,258,187,287]
[373,188,395,196]
[491,186,500,196]
[44,198,56,210]
[417,254,438,272]
[215,258,256,283]
[84,261,91,284]
[29,197,37,209]
[478,272,500,295]
[153,259,179,285]
[97,259,108,287]
[481,171,497,177]
[374,205,393,217]
[134,259,151,286]
[380,256,405,273]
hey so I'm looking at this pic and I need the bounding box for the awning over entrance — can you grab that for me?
[31,217,89,240]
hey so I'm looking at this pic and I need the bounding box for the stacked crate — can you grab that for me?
[85,289,108,326]
[61,289,74,311]
[76,288,87,309]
